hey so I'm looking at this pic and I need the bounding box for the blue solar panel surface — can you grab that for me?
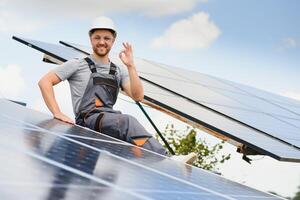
[0,99,281,200]
[11,36,300,162]
[12,36,85,62]
[130,59,300,147]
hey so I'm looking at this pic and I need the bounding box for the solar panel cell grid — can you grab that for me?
[0,99,281,199]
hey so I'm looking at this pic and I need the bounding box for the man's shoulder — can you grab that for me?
[54,57,88,76]
[65,57,86,65]
[60,57,89,70]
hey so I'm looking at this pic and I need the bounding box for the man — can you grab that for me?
[39,16,196,164]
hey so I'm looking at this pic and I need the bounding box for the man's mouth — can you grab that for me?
[97,45,106,49]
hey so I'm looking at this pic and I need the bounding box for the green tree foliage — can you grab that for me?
[157,124,231,171]
[274,184,300,200]
[293,185,300,200]
[268,191,291,199]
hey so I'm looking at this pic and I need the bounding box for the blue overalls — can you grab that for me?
[76,57,167,156]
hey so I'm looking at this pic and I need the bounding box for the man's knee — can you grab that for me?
[119,114,136,123]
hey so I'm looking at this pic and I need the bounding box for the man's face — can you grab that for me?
[90,29,115,57]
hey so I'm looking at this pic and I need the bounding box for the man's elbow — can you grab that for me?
[38,78,47,89]
[38,77,52,90]
[38,71,60,89]
[133,94,144,102]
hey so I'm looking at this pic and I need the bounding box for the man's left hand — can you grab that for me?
[119,42,134,68]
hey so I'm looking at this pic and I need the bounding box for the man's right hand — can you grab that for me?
[39,71,74,125]
[54,112,74,124]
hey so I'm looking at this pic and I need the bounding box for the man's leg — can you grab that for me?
[86,112,168,156]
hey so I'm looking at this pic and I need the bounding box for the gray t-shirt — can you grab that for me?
[53,56,129,116]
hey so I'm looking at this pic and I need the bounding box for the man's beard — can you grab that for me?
[93,45,111,57]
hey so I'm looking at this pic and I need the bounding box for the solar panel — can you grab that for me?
[11,36,300,162]
[12,36,85,62]
[0,99,281,199]
[56,41,300,123]
[61,42,300,142]
[126,59,300,147]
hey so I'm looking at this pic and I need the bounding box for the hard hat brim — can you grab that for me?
[89,28,117,38]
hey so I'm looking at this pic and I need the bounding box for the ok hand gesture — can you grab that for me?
[119,42,134,68]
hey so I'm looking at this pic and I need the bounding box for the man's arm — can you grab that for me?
[119,42,144,102]
[38,70,74,124]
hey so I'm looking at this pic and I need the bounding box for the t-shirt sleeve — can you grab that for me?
[119,65,130,89]
[53,59,80,81]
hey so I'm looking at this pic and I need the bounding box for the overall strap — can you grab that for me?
[84,57,97,73]
[85,57,117,75]
[109,62,117,75]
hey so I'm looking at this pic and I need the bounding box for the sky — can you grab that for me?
[0,0,300,198]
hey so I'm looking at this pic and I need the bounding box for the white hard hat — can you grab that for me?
[89,16,117,37]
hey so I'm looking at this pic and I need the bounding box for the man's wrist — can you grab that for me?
[53,111,62,116]
[126,63,135,69]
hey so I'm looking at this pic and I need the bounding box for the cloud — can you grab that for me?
[151,12,221,50]
[0,65,25,99]
[275,37,297,52]
[1,0,206,18]
[0,11,43,34]
[0,0,208,33]
[283,38,297,47]
[125,0,203,17]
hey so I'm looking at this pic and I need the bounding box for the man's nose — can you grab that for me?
[98,38,105,44]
